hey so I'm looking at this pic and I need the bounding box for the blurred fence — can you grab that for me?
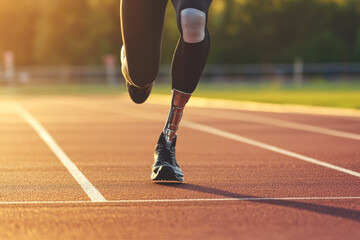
[1,62,360,85]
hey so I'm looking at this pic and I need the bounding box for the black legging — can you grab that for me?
[120,0,212,93]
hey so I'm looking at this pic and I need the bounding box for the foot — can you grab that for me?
[126,82,153,104]
[121,46,153,104]
[151,132,184,182]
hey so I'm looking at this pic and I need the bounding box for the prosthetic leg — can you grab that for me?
[151,0,212,182]
[151,89,191,182]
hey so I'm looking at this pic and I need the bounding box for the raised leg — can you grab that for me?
[120,0,168,88]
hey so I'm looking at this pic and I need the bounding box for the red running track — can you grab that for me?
[0,95,359,240]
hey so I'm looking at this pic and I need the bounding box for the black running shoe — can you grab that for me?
[151,133,184,182]
[126,82,153,104]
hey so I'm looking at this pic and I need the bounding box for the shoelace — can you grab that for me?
[158,144,175,165]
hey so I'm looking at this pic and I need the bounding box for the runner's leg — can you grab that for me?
[151,0,213,181]
[120,0,168,88]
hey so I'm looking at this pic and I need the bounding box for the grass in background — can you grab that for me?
[1,80,360,109]
[153,80,360,109]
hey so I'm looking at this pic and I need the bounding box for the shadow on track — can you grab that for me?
[156,182,360,222]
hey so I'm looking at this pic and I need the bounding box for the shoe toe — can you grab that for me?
[127,82,153,104]
[151,165,184,182]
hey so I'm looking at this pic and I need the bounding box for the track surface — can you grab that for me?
[0,95,359,240]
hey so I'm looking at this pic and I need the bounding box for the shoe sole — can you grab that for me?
[151,166,184,182]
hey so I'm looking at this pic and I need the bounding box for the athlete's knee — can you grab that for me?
[128,68,158,88]
[180,8,206,43]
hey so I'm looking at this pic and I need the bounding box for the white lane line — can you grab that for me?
[59,99,360,178]
[0,196,359,205]
[190,110,360,141]
[10,102,106,202]
[182,121,360,178]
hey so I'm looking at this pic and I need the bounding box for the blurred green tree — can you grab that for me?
[34,0,119,65]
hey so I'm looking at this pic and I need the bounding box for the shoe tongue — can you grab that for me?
[165,136,177,150]
[161,132,177,150]
[165,140,172,150]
